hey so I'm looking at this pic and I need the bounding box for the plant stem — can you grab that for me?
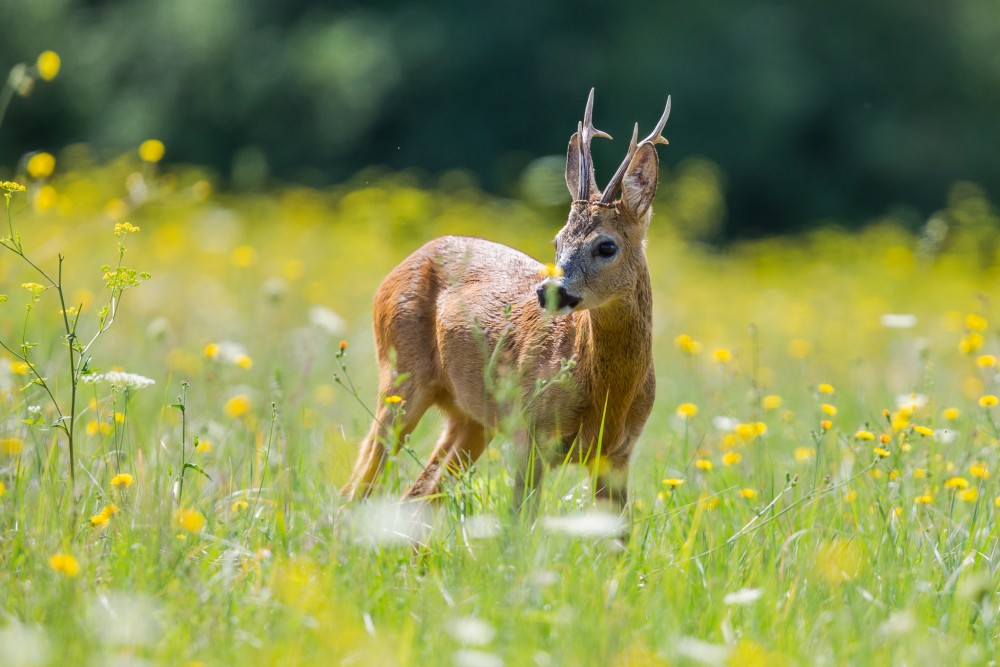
[57,256,77,486]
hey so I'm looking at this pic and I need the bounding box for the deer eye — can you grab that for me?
[596,241,618,258]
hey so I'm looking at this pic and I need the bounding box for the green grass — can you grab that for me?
[1,162,1000,665]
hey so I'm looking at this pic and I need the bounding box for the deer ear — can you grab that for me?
[565,133,581,198]
[621,143,659,219]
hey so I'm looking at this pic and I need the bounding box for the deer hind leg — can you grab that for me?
[340,383,433,501]
[404,414,487,500]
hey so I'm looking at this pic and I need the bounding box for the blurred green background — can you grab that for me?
[2,0,998,237]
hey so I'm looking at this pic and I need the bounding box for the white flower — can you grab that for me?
[540,510,625,538]
[82,371,155,390]
[205,341,248,365]
[895,393,928,411]
[448,617,496,646]
[880,314,917,329]
[309,306,346,335]
[712,416,740,431]
[933,429,958,444]
[723,587,763,606]
[452,650,503,667]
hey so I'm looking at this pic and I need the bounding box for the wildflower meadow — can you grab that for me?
[3,52,1000,667]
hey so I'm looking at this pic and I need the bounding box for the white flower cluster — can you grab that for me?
[82,371,156,390]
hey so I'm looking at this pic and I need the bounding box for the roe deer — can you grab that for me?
[341,89,670,510]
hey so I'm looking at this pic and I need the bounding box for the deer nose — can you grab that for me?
[536,285,581,311]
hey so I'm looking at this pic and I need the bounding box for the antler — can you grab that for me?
[576,87,612,201]
[599,95,671,205]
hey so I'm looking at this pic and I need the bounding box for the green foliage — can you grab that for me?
[2,1,999,234]
[0,156,999,663]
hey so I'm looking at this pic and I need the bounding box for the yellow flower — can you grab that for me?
[204,343,219,358]
[944,477,970,490]
[913,468,927,479]
[539,263,564,278]
[959,488,979,503]
[912,425,933,437]
[111,473,134,488]
[113,222,141,235]
[698,494,719,511]
[794,446,815,462]
[89,504,117,528]
[739,488,757,499]
[942,407,960,420]
[814,539,863,583]
[979,395,999,408]
[175,508,206,533]
[0,181,26,193]
[817,383,835,395]
[914,494,934,505]
[34,185,58,213]
[969,463,989,479]
[673,334,702,355]
[879,433,891,444]
[843,490,858,503]
[820,419,832,431]
[36,51,61,81]
[976,354,997,368]
[788,338,811,359]
[194,439,213,453]
[232,500,250,513]
[995,496,1000,508]
[873,447,891,458]
[711,348,732,363]
[21,282,47,294]
[966,313,988,331]
[960,333,984,354]
[694,459,713,471]
[224,394,251,418]
[722,451,742,466]
[890,411,910,432]
[48,552,80,577]
[234,353,253,369]
[733,422,767,441]
[138,139,165,163]
[762,394,782,411]
[384,395,404,405]
[662,478,685,488]
[0,481,5,496]
[27,152,56,179]
[855,430,875,441]
[821,403,837,416]
[231,245,258,268]
[0,438,24,455]
[675,402,698,419]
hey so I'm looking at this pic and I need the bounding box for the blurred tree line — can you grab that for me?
[2,0,998,237]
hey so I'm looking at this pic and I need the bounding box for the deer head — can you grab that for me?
[537,89,672,313]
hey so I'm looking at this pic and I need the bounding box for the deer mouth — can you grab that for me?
[536,285,581,312]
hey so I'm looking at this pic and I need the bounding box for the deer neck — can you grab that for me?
[573,263,653,396]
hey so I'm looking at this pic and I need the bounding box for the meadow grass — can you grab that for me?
[1,154,1000,666]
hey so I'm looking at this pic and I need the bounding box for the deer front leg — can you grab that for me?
[594,456,630,510]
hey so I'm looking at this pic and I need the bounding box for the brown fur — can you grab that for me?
[341,125,663,511]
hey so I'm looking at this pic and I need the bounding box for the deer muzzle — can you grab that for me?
[536,280,581,312]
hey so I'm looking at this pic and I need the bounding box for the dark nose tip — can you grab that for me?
[536,285,581,311]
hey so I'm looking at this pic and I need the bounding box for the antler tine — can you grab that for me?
[599,123,639,204]
[577,87,612,201]
[600,96,671,204]
[640,95,671,147]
